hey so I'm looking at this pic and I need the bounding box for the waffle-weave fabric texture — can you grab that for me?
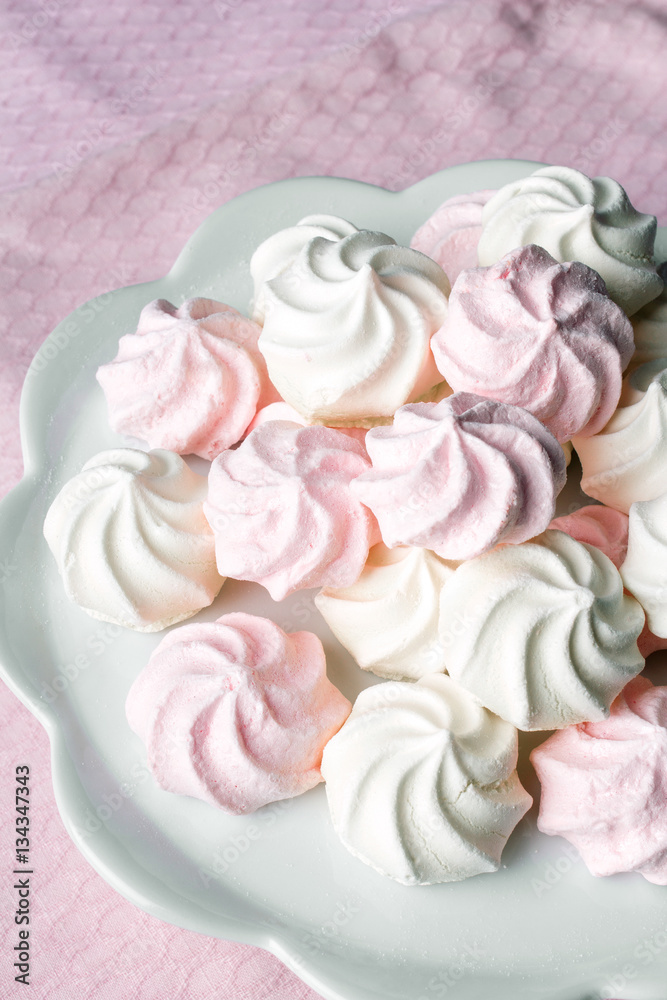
[0,1,665,997]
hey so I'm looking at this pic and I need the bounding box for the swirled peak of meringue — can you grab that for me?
[252,217,450,424]
[621,492,667,638]
[477,165,662,315]
[352,392,566,560]
[43,449,224,632]
[204,421,379,600]
[431,244,634,442]
[438,529,644,731]
[126,612,351,814]
[250,214,359,323]
[410,189,496,284]
[550,504,629,569]
[96,298,275,461]
[573,358,667,513]
[321,673,532,885]
[554,502,667,658]
[532,676,667,884]
[315,543,458,681]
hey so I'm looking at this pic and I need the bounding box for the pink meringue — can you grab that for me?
[351,393,566,560]
[531,676,667,884]
[243,400,307,436]
[97,298,277,460]
[126,612,351,814]
[204,421,379,600]
[431,244,635,442]
[549,505,629,569]
[410,190,495,285]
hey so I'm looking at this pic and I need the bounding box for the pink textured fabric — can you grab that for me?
[1,1,666,997]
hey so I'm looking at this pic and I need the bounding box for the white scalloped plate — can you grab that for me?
[2,160,667,1000]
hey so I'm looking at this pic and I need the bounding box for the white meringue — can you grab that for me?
[44,449,223,631]
[315,543,456,680]
[321,673,532,885]
[252,215,450,424]
[438,529,644,731]
[478,165,662,315]
[630,277,667,369]
[621,493,667,638]
[251,214,358,323]
[573,359,667,513]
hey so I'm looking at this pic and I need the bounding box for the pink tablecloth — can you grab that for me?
[1,1,665,997]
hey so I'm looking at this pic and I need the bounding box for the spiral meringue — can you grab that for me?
[438,529,645,731]
[96,298,274,461]
[431,244,634,442]
[531,677,667,884]
[573,359,667,513]
[477,165,662,315]
[251,215,450,424]
[315,543,457,680]
[250,214,358,323]
[126,612,351,814]
[204,421,379,600]
[43,449,223,631]
[550,505,667,657]
[549,504,629,569]
[321,673,532,885]
[620,493,667,638]
[410,189,495,284]
[352,393,566,560]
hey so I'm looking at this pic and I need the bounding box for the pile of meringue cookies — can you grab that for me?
[43,165,667,887]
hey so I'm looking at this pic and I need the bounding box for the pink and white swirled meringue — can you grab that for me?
[531,676,667,884]
[251,215,450,424]
[431,244,635,442]
[477,165,662,316]
[351,393,566,561]
[126,612,351,814]
[97,298,276,460]
[204,421,379,600]
[411,189,496,285]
